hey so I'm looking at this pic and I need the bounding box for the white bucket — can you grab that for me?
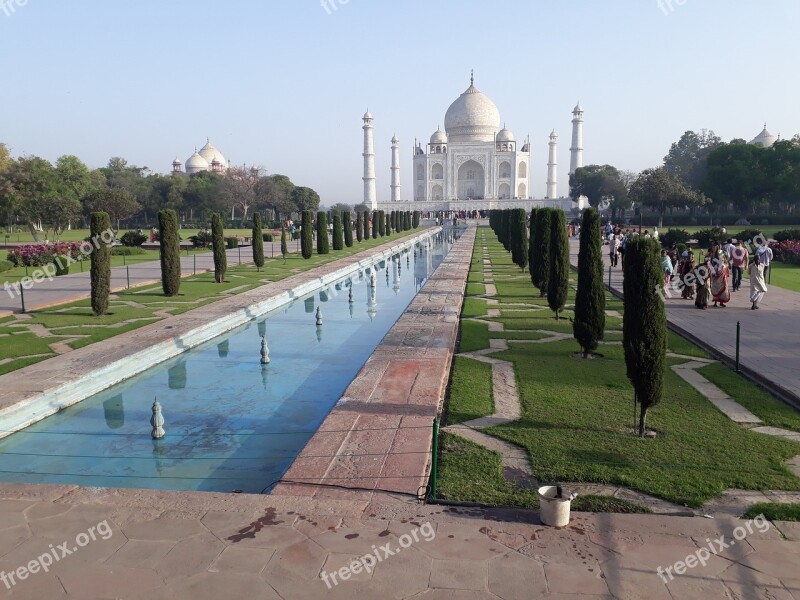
[538,486,576,527]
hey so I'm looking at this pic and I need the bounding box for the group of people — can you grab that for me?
[664,238,772,311]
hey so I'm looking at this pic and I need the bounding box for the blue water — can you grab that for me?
[0,232,458,493]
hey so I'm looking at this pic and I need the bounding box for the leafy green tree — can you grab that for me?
[356,211,364,242]
[573,208,605,357]
[280,222,288,262]
[291,186,321,213]
[547,210,569,319]
[663,129,722,190]
[569,164,628,210]
[343,210,353,247]
[158,209,181,296]
[702,143,769,217]
[211,213,227,282]
[510,208,528,270]
[301,210,313,259]
[630,167,707,227]
[89,211,112,315]
[83,188,140,231]
[316,211,329,254]
[622,237,666,437]
[252,213,265,271]
[532,208,552,296]
[332,211,344,250]
[257,174,296,221]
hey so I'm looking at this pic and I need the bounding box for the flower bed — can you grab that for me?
[6,242,83,267]
[770,240,800,265]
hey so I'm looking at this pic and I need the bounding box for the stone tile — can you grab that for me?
[602,564,672,600]
[430,558,486,591]
[121,515,207,541]
[104,539,176,569]
[0,524,31,558]
[415,522,507,561]
[209,545,275,574]
[414,590,498,600]
[155,532,224,582]
[262,538,328,584]
[159,572,283,599]
[734,550,800,580]
[320,552,375,584]
[774,521,800,541]
[488,551,547,599]
[544,561,610,596]
[719,563,796,600]
[58,563,163,598]
[0,570,66,599]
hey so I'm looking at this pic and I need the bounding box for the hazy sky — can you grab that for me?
[1,0,797,204]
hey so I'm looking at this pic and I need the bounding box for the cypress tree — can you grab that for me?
[211,213,227,283]
[510,208,528,271]
[413,210,420,228]
[343,210,353,247]
[380,210,387,236]
[532,208,552,296]
[623,237,667,436]
[406,211,411,230]
[332,212,344,250]
[384,211,391,237]
[90,211,112,315]
[500,209,510,251]
[252,213,265,271]
[363,210,370,241]
[573,207,606,357]
[301,210,313,259]
[389,210,395,232]
[280,222,288,262]
[158,209,181,297]
[356,211,364,242]
[547,209,569,318]
[528,208,539,278]
[372,211,379,238]
[317,211,330,254]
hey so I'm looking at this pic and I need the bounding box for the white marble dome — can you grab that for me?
[185,151,209,174]
[444,80,501,143]
[198,141,226,168]
[496,127,515,142]
[750,124,779,148]
[430,129,448,144]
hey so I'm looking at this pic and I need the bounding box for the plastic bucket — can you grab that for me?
[538,486,574,527]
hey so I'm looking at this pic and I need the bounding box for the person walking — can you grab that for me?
[710,249,731,308]
[695,259,712,309]
[661,250,674,297]
[680,251,696,299]
[729,240,749,292]
[755,241,774,279]
[749,255,768,310]
[609,234,620,267]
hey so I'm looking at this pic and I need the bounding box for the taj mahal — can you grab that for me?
[368,74,588,214]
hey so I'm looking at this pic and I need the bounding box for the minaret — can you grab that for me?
[362,111,377,210]
[546,130,558,199]
[569,102,584,175]
[390,134,401,202]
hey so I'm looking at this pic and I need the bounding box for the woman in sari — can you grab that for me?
[694,259,711,309]
[681,251,696,299]
[710,250,731,307]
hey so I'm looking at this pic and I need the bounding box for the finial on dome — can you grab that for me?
[207,136,209,143]
[470,69,474,86]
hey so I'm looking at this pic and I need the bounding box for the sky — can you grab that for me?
[1,0,798,205]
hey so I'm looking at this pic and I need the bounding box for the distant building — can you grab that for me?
[750,123,780,148]
[171,139,229,175]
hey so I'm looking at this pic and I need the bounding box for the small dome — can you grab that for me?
[198,141,226,168]
[185,151,209,172]
[750,124,778,148]
[363,111,373,120]
[391,134,399,144]
[496,127,515,142]
[172,157,182,165]
[430,129,448,144]
[573,102,583,113]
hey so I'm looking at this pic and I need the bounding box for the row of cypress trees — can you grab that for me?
[488,206,665,437]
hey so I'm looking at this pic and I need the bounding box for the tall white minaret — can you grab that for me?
[546,130,558,199]
[362,111,377,209]
[569,102,584,175]
[390,133,401,202]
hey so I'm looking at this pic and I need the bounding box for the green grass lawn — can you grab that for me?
[0,229,425,375]
[1,228,256,244]
[439,229,800,508]
[767,262,800,293]
[744,503,800,521]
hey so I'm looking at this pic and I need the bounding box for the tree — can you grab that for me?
[252,212,265,271]
[663,129,722,190]
[291,186,321,213]
[343,210,353,247]
[527,208,538,277]
[372,211,379,239]
[211,213,227,282]
[630,167,707,226]
[510,208,528,270]
[413,210,420,228]
[569,164,628,210]
[378,210,386,236]
[158,209,181,296]
[2,156,64,240]
[329,202,353,215]
[219,165,262,223]
[356,211,364,242]
[622,237,666,437]
[384,210,391,237]
[332,211,344,250]
[573,208,605,357]
[89,211,112,316]
[500,209,511,251]
[316,211,330,254]
[257,174,295,220]
[547,210,569,319]
[55,155,96,201]
[280,222,288,262]
[531,208,552,296]
[301,210,313,259]
[703,143,769,217]
[83,188,140,230]
[362,210,370,241]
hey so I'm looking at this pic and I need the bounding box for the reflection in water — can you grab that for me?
[102,395,125,429]
[168,362,187,390]
[316,324,323,344]
[261,365,269,391]
[258,320,266,338]
[319,290,329,302]
[217,340,230,358]
[304,297,315,313]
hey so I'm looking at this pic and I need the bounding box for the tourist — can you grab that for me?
[710,249,731,308]
[729,240,749,292]
[609,234,620,267]
[695,259,712,309]
[755,240,774,278]
[680,251,696,299]
[722,238,735,258]
[618,233,627,267]
[661,250,674,297]
[749,255,768,310]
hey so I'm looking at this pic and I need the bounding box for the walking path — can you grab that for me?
[575,239,800,406]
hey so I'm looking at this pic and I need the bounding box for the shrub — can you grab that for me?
[547,210,569,319]
[225,237,238,249]
[120,231,147,247]
[301,211,313,259]
[732,229,765,244]
[111,247,145,256]
[0,260,13,273]
[189,230,213,248]
[659,228,690,248]
[212,213,227,283]
[693,227,727,248]
[263,232,274,242]
[343,210,353,247]
[7,242,81,267]
[573,207,605,357]
[317,211,330,254]
[54,256,70,276]
[773,229,800,242]
[158,209,181,297]
[771,240,800,265]
[252,213,265,271]
[356,212,364,242]
[90,212,112,315]
[332,212,344,250]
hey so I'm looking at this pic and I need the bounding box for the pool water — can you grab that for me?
[0,233,456,493]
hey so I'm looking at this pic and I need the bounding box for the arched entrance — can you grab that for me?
[457,160,485,199]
